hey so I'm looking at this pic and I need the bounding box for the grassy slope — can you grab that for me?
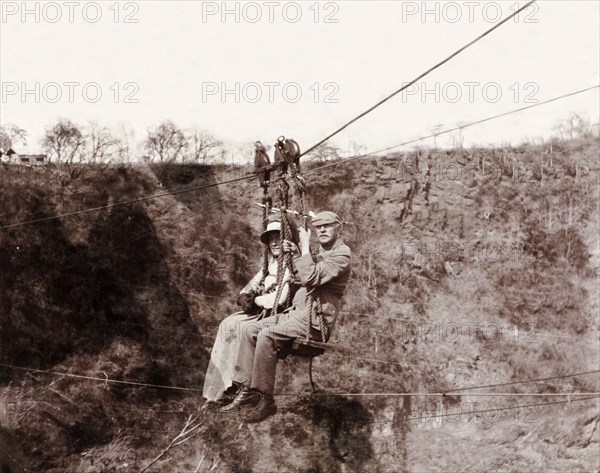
[0,138,598,472]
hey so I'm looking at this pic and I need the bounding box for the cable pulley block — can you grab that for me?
[254,140,271,187]
[274,136,301,173]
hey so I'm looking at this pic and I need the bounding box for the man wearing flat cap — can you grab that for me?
[222,211,351,422]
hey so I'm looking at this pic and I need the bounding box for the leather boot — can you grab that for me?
[220,386,261,412]
[214,381,242,407]
[242,392,277,423]
[202,382,242,411]
[216,381,242,406]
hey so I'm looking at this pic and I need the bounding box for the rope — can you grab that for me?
[280,152,330,343]
[1,363,596,398]
[0,172,255,230]
[261,396,599,438]
[443,369,600,394]
[278,392,600,398]
[9,397,600,440]
[305,290,315,341]
[293,176,308,229]
[0,78,591,243]
[303,85,600,178]
[316,292,328,342]
[112,183,261,251]
[293,163,328,342]
[11,186,256,289]
[300,0,537,158]
[271,178,291,317]
[274,396,600,429]
[0,363,600,397]
[277,369,600,397]
[279,159,314,340]
[259,185,271,288]
[405,395,599,422]
[0,362,203,392]
[0,445,27,473]
[3,83,596,367]
[281,213,295,309]
[269,139,305,320]
[3,84,594,249]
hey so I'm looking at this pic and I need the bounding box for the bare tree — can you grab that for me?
[571,113,594,138]
[235,141,261,165]
[41,118,85,163]
[552,119,568,141]
[0,123,28,151]
[144,120,187,162]
[350,140,366,157]
[114,121,136,163]
[456,122,467,148]
[186,128,223,163]
[84,122,120,163]
[553,113,593,141]
[431,124,443,148]
[220,147,234,166]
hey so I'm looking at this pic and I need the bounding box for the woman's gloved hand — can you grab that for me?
[237,292,260,314]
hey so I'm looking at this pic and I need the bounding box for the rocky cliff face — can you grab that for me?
[1,139,598,472]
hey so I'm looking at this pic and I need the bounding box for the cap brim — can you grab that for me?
[312,219,339,226]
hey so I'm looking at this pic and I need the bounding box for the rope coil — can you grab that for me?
[259,186,272,290]
[271,177,292,319]
[267,143,330,344]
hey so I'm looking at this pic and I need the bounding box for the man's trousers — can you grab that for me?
[232,308,319,395]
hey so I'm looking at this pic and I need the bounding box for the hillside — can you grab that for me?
[0,138,599,472]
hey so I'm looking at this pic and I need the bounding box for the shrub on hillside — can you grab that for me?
[524,227,589,269]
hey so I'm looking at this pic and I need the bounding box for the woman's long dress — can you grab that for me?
[202,259,290,401]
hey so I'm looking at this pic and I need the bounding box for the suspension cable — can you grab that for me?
[300,0,537,157]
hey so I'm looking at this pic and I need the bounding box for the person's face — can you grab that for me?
[314,223,339,246]
[267,232,281,256]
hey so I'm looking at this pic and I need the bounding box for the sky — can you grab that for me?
[1,0,599,160]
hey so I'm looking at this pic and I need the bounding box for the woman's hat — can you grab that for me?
[259,218,300,245]
[260,220,281,244]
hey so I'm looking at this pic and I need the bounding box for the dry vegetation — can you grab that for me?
[0,138,598,472]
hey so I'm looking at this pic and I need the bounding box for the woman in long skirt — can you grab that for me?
[202,219,298,406]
